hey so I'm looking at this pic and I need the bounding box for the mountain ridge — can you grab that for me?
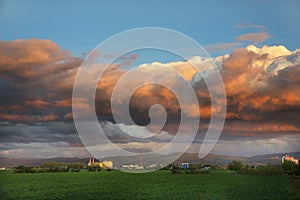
[1,152,300,167]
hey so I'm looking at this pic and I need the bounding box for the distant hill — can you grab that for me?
[1,152,300,167]
[175,152,300,165]
[0,157,89,167]
[173,153,247,165]
[247,152,300,165]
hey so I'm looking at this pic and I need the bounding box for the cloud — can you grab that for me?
[92,45,300,126]
[205,42,241,53]
[236,23,266,29]
[210,134,300,157]
[204,23,271,55]
[0,39,81,80]
[0,39,82,125]
[0,142,89,158]
[1,133,299,158]
[0,113,59,123]
[97,121,176,145]
[25,100,50,108]
[54,98,72,107]
[0,122,79,144]
[236,32,270,43]
[64,112,73,120]
[1,38,300,158]
[1,39,299,125]
[218,46,300,122]
[222,121,300,134]
[235,23,271,43]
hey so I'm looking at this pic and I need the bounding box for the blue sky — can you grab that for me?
[1,0,300,56]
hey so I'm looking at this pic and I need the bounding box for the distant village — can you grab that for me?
[87,154,161,170]
[87,154,299,171]
[0,154,298,172]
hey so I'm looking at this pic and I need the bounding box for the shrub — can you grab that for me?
[170,166,210,175]
[70,168,80,172]
[88,165,101,172]
[171,168,182,174]
[68,162,85,170]
[210,165,217,170]
[14,166,35,173]
[187,169,209,174]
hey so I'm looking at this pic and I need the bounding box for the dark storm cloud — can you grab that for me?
[0,122,80,145]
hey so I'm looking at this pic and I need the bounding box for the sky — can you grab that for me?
[1,0,300,56]
[0,1,300,161]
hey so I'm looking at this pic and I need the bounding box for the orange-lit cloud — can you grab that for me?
[37,114,59,122]
[236,32,270,43]
[0,113,59,122]
[25,100,50,108]
[64,112,73,120]
[0,39,80,80]
[205,42,241,53]
[54,99,72,107]
[93,44,300,125]
[236,23,271,43]
[223,121,300,133]
[0,39,82,123]
[1,38,300,137]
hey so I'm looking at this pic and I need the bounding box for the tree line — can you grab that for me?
[14,162,85,173]
[228,160,300,176]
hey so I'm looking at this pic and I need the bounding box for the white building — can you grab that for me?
[282,155,299,165]
[88,158,113,169]
[121,164,144,170]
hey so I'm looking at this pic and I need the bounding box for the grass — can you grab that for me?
[0,169,296,200]
[290,175,300,199]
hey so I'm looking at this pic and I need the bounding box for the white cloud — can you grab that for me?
[267,50,300,75]
[0,142,89,158]
[210,134,300,157]
[2,133,299,159]
[246,45,295,71]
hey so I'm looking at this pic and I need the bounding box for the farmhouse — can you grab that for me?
[181,162,189,169]
[281,155,299,165]
[88,158,113,169]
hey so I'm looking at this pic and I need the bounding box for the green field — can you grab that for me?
[0,170,297,200]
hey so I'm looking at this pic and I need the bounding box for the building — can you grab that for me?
[88,157,95,166]
[121,164,144,170]
[181,163,189,169]
[121,150,144,170]
[282,155,299,165]
[88,158,113,169]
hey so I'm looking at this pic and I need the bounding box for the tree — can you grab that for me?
[282,160,300,175]
[228,160,242,171]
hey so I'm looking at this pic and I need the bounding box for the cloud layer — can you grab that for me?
[0,39,300,158]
